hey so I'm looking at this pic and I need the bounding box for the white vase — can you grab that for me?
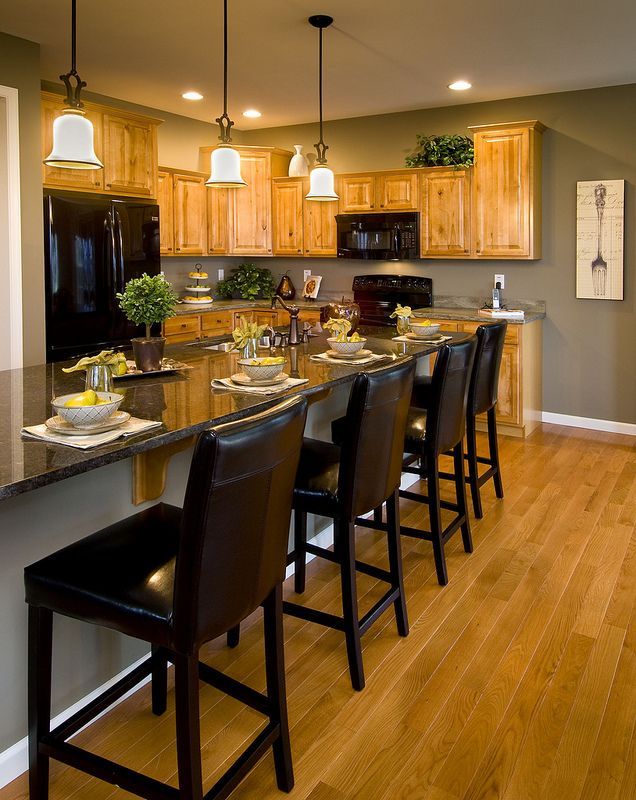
[288,145,309,177]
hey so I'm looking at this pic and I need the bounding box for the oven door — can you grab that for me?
[357,300,397,326]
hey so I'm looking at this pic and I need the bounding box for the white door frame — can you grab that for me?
[0,84,23,369]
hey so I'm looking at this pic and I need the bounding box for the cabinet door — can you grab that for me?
[472,128,531,258]
[103,114,156,197]
[157,171,174,255]
[229,153,272,255]
[420,169,471,257]
[253,310,277,327]
[200,311,233,335]
[338,175,376,212]
[272,180,304,256]
[163,314,201,342]
[173,174,207,255]
[41,97,104,191]
[303,193,338,257]
[377,172,419,211]
[233,310,253,328]
[206,187,229,255]
[495,343,520,424]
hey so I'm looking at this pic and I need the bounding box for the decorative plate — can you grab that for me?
[181,298,214,305]
[230,372,289,387]
[114,359,193,379]
[325,349,373,360]
[45,411,131,435]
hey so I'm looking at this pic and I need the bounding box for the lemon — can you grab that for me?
[65,389,98,407]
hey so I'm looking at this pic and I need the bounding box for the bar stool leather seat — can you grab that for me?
[293,438,340,512]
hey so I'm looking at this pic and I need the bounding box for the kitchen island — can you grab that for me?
[0,327,468,776]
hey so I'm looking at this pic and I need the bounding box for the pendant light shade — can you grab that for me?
[44,0,103,171]
[44,109,103,169]
[306,15,338,202]
[205,0,246,188]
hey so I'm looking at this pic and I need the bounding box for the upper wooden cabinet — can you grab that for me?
[157,171,174,255]
[173,173,207,255]
[206,187,229,255]
[420,168,471,257]
[338,171,419,213]
[469,120,544,259]
[272,177,337,257]
[40,92,161,198]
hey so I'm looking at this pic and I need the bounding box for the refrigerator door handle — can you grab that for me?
[113,207,126,294]
[104,211,119,300]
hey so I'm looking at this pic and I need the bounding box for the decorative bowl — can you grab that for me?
[408,322,441,336]
[237,357,286,381]
[51,392,124,428]
[327,337,367,355]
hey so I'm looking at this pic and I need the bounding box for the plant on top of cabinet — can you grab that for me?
[215,263,276,301]
[405,134,474,169]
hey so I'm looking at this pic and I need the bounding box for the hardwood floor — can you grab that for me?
[3,423,635,800]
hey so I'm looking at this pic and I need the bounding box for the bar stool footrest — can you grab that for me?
[198,661,271,717]
[399,488,460,513]
[282,600,346,631]
[359,588,400,634]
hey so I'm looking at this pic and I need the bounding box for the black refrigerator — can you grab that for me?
[44,192,161,362]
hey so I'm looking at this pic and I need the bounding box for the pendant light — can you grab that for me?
[305,15,338,202]
[44,0,103,170]
[206,0,246,187]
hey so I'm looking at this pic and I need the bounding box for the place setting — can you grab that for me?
[212,356,309,395]
[311,319,393,366]
[390,305,453,345]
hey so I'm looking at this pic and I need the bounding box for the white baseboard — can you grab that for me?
[541,411,636,436]
[0,470,422,789]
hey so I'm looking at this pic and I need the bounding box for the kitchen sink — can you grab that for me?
[202,341,235,352]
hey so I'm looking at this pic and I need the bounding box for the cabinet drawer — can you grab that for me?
[460,321,519,344]
[201,311,233,332]
[164,315,201,337]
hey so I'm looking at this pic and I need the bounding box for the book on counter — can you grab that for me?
[478,308,525,319]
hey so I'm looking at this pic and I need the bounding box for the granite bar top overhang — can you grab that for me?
[0,328,469,501]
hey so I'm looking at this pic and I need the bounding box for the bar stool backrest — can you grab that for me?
[425,338,477,456]
[174,396,307,651]
[339,358,416,519]
[468,321,507,415]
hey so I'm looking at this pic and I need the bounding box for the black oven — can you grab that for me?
[353,275,433,326]
[336,212,419,260]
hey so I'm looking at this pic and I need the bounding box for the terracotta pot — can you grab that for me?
[320,300,361,333]
[131,337,166,372]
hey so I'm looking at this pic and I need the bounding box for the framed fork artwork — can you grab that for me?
[576,179,625,300]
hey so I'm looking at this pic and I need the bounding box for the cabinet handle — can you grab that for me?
[167,247,172,251]
[95,181,101,187]
[181,323,187,329]
[297,249,302,253]
[176,247,181,251]
[380,203,384,208]
[106,183,112,188]
[370,204,375,209]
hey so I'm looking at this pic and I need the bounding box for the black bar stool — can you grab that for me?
[25,396,307,800]
[411,321,507,518]
[399,338,477,585]
[286,358,415,691]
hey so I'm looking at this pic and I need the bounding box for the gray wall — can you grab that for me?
[232,85,635,425]
[0,33,45,367]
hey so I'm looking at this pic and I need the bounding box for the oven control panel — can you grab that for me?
[352,275,433,293]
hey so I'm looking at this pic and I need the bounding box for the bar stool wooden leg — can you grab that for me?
[227,625,240,649]
[294,509,307,595]
[175,653,204,800]
[386,490,409,637]
[454,443,473,553]
[488,407,504,499]
[151,644,168,716]
[264,585,294,792]
[28,606,53,800]
[427,462,449,586]
[373,505,383,524]
[338,518,365,691]
[466,415,483,519]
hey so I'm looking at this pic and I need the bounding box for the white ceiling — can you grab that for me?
[1,0,635,129]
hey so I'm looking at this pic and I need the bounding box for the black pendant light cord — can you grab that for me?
[216,0,235,143]
[309,15,333,164]
[61,0,86,108]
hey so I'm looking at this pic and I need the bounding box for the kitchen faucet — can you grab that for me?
[271,294,301,345]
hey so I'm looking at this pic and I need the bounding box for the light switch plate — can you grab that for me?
[217,268,225,281]
[303,269,312,282]
[494,273,505,289]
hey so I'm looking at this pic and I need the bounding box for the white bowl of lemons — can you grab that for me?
[327,335,367,355]
[237,356,286,381]
[51,390,124,428]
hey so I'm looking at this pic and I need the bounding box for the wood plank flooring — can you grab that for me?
[2,423,635,800]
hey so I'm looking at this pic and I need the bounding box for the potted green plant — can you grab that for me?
[116,273,178,372]
[216,262,276,301]
[405,134,475,169]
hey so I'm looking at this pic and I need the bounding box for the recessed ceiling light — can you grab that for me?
[448,80,472,91]
[182,91,204,101]
[243,109,262,118]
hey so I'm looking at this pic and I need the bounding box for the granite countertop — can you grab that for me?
[413,306,546,324]
[172,298,328,315]
[0,328,470,501]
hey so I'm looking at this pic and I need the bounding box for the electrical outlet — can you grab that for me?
[217,268,224,281]
[494,273,505,289]
[303,269,312,283]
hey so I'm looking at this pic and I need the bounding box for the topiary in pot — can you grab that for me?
[405,134,475,169]
[117,273,178,371]
[216,262,276,301]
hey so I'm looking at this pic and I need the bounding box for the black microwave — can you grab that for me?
[336,212,419,260]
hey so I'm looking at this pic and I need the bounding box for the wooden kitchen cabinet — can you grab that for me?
[303,183,338,257]
[200,310,233,336]
[157,171,174,255]
[377,172,419,210]
[173,173,207,255]
[420,168,471,257]
[272,179,304,256]
[102,113,157,197]
[206,187,229,255]
[469,120,544,259]
[41,92,160,198]
[338,175,376,212]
